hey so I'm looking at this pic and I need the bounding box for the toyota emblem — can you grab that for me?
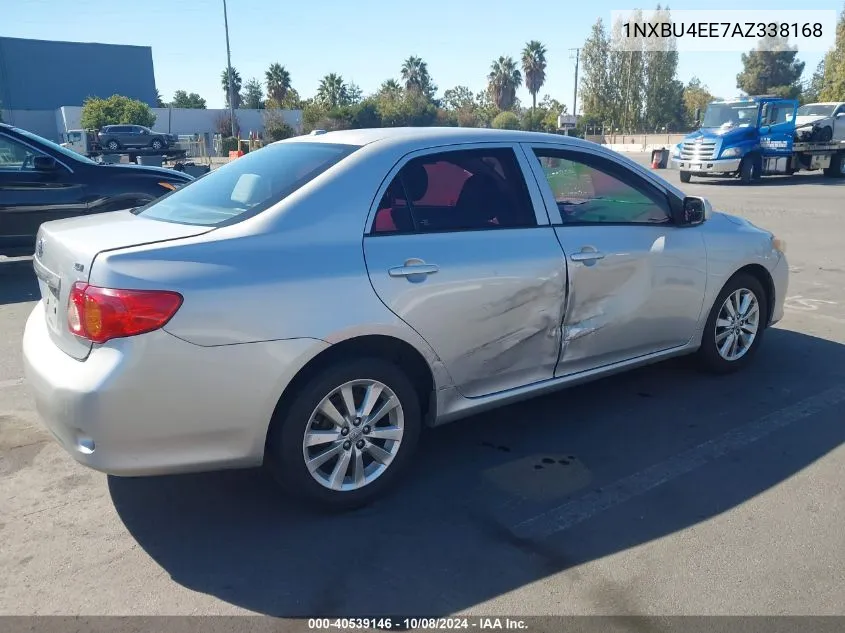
[36,238,44,258]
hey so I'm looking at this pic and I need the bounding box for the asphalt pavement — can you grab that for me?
[1,154,844,617]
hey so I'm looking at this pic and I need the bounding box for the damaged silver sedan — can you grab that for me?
[23,127,789,510]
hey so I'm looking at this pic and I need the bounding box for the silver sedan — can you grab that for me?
[23,127,789,510]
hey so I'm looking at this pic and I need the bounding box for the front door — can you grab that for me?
[0,133,87,253]
[759,100,796,157]
[524,144,708,376]
[363,144,568,398]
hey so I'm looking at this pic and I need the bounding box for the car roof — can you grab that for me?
[282,126,597,151]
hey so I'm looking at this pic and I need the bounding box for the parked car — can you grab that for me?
[0,123,193,257]
[794,102,845,142]
[22,128,789,511]
[97,125,178,151]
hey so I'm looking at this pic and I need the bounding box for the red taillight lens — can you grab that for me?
[68,282,183,344]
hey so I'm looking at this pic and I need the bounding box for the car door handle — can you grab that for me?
[388,263,439,277]
[570,251,605,262]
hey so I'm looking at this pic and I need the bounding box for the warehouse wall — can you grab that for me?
[0,37,157,111]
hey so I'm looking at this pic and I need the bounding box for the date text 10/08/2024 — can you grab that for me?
[308,617,529,630]
[623,21,823,39]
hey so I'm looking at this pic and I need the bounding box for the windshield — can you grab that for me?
[797,104,835,117]
[701,103,759,129]
[135,141,360,227]
[13,126,97,165]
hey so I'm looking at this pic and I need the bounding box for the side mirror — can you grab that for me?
[681,196,711,226]
[33,156,59,171]
[836,112,845,119]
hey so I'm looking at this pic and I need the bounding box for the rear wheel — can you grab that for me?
[265,357,422,511]
[679,171,691,183]
[696,273,767,374]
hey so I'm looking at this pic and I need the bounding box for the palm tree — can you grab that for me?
[521,41,548,114]
[379,79,402,96]
[487,56,522,111]
[221,67,243,108]
[316,73,348,108]
[265,63,292,104]
[401,56,436,98]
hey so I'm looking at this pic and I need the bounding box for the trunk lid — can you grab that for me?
[32,210,213,360]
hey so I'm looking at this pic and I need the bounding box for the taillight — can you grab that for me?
[68,282,183,344]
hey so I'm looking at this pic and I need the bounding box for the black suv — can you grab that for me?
[0,123,193,257]
[97,125,178,151]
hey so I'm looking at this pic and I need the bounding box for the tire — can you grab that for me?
[696,273,768,375]
[739,154,760,184]
[679,171,691,183]
[151,138,164,151]
[265,357,422,511]
[819,126,833,142]
[106,139,120,151]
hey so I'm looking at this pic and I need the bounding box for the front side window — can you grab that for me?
[135,141,360,227]
[0,134,45,171]
[372,148,536,234]
[534,149,670,225]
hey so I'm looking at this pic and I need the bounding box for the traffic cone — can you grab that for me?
[651,153,660,169]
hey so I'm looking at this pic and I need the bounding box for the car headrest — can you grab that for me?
[401,162,429,202]
[230,173,271,207]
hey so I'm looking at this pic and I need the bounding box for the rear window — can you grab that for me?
[134,141,359,227]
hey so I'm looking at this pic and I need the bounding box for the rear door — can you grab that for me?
[522,143,707,376]
[0,131,88,253]
[363,143,568,398]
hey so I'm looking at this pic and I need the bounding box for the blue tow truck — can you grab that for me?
[669,95,845,184]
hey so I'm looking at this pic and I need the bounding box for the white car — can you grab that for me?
[794,102,845,142]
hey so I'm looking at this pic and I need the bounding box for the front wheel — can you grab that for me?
[739,154,761,184]
[150,138,164,151]
[265,357,422,511]
[106,140,120,151]
[819,126,833,142]
[679,171,691,183]
[696,273,768,374]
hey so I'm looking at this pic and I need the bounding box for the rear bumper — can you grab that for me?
[670,157,742,174]
[22,304,327,476]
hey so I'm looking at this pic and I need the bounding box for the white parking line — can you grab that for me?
[510,384,845,541]
[0,378,24,390]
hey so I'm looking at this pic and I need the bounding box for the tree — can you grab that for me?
[491,111,521,129]
[683,77,713,126]
[316,73,349,108]
[242,78,264,109]
[442,85,480,127]
[820,5,845,101]
[378,79,403,98]
[265,63,292,103]
[802,60,826,103]
[580,18,611,124]
[80,95,156,129]
[488,56,522,111]
[609,11,646,132]
[643,6,682,131]
[736,36,805,99]
[400,56,437,99]
[347,82,364,105]
[155,89,165,108]
[221,67,243,108]
[171,90,207,109]
[521,40,548,116]
[214,111,239,137]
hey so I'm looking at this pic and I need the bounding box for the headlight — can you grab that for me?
[720,147,742,158]
[771,236,787,254]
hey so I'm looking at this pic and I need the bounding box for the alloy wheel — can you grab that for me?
[302,379,404,491]
[714,288,760,361]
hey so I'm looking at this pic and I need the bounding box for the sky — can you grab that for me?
[5,0,840,112]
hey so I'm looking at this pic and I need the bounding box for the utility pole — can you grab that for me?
[569,48,580,136]
[222,0,236,138]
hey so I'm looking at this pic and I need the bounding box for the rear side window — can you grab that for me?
[372,148,536,234]
[135,141,359,227]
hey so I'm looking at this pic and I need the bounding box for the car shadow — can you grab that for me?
[109,328,845,617]
[0,258,39,306]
